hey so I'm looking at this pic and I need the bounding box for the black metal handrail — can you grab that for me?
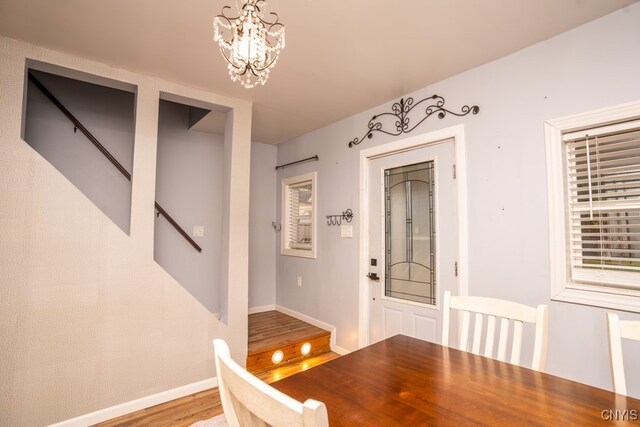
[28,72,202,253]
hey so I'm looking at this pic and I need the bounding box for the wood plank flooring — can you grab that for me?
[248,311,330,354]
[95,352,340,427]
[96,311,340,427]
[247,311,332,372]
[95,388,222,427]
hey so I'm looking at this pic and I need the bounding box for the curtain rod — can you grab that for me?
[275,155,319,170]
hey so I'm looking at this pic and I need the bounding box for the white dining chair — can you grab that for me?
[213,339,329,427]
[441,291,549,371]
[606,312,640,396]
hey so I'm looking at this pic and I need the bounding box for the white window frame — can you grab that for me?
[545,100,640,313]
[281,172,317,258]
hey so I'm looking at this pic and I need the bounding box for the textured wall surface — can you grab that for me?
[0,37,252,426]
[275,4,640,397]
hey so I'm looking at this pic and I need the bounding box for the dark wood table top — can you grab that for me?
[272,335,640,426]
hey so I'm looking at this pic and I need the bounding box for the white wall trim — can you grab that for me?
[275,304,345,352]
[275,304,335,332]
[249,304,277,314]
[331,345,352,356]
[357,124,470,348]
[47,378,217,427]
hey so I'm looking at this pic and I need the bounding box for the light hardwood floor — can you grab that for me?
[248,311,330,354]
[95,351,340,426]
[247,311,332,372]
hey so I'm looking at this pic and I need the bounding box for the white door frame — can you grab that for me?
[358,124,470,348]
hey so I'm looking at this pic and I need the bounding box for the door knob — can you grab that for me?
[367,272,380,281]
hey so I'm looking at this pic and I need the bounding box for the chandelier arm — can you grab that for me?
[256,11,281,26]
[249,54,278,73]
[218,6,240,20]
[219,48,249,74]
[265,21,285,35]
[252,0,264,12]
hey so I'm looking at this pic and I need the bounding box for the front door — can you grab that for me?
[368,138,458,344]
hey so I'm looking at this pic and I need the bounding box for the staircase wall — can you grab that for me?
[154,99,224,314]
[0,37,252,426]
[23,69,136,235]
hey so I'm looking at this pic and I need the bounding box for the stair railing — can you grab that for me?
[28,72,202,252]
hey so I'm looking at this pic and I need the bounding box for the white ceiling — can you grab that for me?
[0,0,636,144]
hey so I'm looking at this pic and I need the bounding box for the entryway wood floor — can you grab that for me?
[247,310,332,372]
[95,311,339,426]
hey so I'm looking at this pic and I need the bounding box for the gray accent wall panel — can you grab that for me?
[154,100,224,313]
[24,69,135,234]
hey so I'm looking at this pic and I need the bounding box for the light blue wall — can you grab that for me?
[275,4,640,396]
[249,141,277,308]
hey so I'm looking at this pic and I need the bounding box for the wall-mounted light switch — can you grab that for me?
[193,226,205,237]
[297,276,303,287]
[340,225,353,238]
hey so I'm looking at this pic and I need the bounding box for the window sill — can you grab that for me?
[552,286,640,314]
[281,248,316,259]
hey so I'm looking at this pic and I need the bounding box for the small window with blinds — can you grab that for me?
[281,172,317,258]
[545,103,640,313]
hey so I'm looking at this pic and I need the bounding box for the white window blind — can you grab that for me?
[281,172,316,258]
[286,180,313,250]
[564,121,640,290]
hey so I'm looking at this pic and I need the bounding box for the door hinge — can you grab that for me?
[454,261,458,277]
[453,164,457,179]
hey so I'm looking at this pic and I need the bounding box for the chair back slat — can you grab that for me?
[441,291,451,346]
[214,339,329,427]
[607,313,640,396]
[497,317,509,362]
[442,291,548,371]
[510,320,524,365]
[472,313,483,355]
[607,313,626,396]
[484,315,496,358]
[531,305,549,372]
[460,311,470,352]
[620,321,640,341]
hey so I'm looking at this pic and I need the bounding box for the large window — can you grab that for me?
[545,101,640,312]
[281,172,317,258]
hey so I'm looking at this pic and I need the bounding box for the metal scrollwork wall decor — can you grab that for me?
[348,95,479,148]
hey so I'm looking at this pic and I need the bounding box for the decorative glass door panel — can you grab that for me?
[384,161,436,305]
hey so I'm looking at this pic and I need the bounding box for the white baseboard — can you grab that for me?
[48,377,218,427]
[331,345,352,356]
[248,304,276,314]
[275,305,352,355]
[275,305,334,332]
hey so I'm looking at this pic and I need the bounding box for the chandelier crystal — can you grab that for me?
[213,0,285,88]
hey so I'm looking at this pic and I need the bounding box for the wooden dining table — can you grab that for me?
[272,335,640,426]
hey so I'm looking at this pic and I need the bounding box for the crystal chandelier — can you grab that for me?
[213,0,285,88]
